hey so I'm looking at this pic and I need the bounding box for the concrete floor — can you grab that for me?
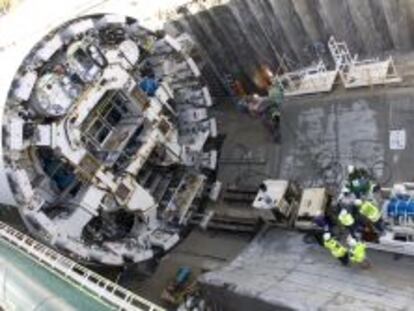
[276,51,414,192]
[207,102,281,220]
[279,84,414,192]
[201,227,414,311]
[214,102,280,188]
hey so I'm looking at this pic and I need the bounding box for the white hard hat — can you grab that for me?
[347,235,357,247]
[347,165,355,174]
[352,179,360,187]
[354,199,362,206]
[339,209,348,217]
[342,187,350,194]
[323,232,331,241]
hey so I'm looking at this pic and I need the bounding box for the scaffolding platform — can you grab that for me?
[276,61,338,97]
[328,36,402,89]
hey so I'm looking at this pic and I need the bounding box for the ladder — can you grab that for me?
[0,221,165,311]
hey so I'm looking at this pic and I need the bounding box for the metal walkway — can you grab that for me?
[0,221,165,311]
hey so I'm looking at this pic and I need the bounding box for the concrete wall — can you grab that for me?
[167,0,414,93]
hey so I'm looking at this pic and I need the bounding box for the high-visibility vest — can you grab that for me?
[338,211,355,227]
[359,201,381,223]
[350,242,366,263]
[324,238,347,258]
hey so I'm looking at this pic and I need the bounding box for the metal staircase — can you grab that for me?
[0,221,165,311]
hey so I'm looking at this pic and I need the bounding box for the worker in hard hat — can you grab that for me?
[310,212,334,246]
[346,166,371,198]
[337,188,362,236]
[314,215,332,232]
[338,208,355,231]
[347,236,370,268]
[323,232,349,265]
[354,199,384,233]
[347,165,370,181]
[338,187,358,218]
[349,177,371,198]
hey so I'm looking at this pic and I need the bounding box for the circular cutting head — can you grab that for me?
[2,14,216,265]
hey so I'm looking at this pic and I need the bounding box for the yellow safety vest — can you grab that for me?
[360,201,381,223]
[338,211,355,227]
[324,238,347,258]
[350,242,366,263]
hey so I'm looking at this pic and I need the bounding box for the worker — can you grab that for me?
[311,213,334,246]
[338,187,356,209]
[268,83,284,109]
[347,236,370,268]
[338,208,355,228]
[349,177,370,198]
[139,76,159,97]
[314,212,334,232]
[347,165,370,181]
[339,206,368,240]
[354,199,384,233]
[347,166,371,198]
[323,232,349,265]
